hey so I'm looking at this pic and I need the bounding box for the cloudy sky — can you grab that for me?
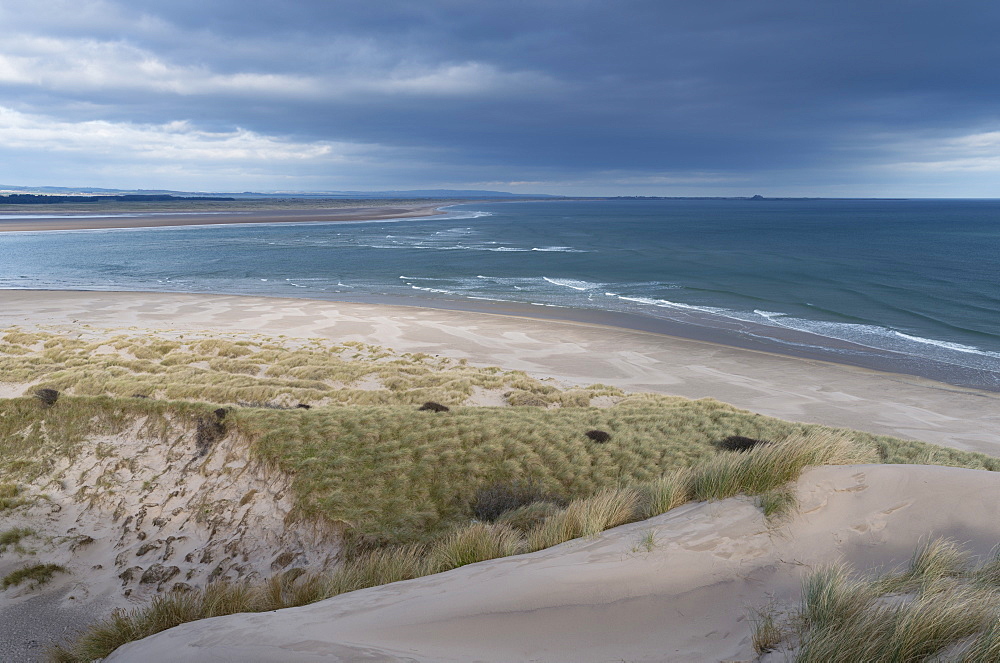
[0,0,997,196]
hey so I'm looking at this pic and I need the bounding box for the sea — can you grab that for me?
[1,198,998,391]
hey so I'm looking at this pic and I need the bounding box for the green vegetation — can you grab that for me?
[0,482,26,511]
[757,538,1000,661]
[632,529,658,553]
[1,563,66,589]
[0,527,35,554]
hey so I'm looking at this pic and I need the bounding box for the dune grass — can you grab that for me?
[756,538,1000,662]
[0,328,622,409]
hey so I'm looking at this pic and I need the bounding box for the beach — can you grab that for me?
[0,204,446,233]
[2,290,997,453]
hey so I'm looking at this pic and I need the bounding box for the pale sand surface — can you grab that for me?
[0,204,444,232]
[106,464,1000,662]
[1,290,997,454]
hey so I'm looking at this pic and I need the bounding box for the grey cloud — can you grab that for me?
[1,0,999,194]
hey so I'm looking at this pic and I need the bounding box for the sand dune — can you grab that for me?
[105,464,1000,662]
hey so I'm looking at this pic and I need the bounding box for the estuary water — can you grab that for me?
[1,199,998,390]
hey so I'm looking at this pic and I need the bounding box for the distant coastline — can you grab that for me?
[0,203,448,232]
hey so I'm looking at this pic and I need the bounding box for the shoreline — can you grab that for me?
[1,289,997,455]
[309,291,1000,394]
[0,204,448,232]
[5,284,996,394]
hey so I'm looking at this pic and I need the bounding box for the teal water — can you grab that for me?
[1,199,998,389]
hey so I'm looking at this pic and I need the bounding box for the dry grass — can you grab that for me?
[428,522,525,570]
[0,329,624,409]
[527,486,643,551]
[756,538,1000,662]
[0,482,27,511]
[750,603,783,654]
[687,432,875,502]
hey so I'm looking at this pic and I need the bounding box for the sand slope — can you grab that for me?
[0,420,339,661]
[106,464,1000,662]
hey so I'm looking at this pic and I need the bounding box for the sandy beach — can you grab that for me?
[2,290,997,454]
[0,204,445,233]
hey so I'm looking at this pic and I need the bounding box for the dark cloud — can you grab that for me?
[1,1,998,194]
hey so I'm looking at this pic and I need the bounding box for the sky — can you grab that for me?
[0,0,998,197]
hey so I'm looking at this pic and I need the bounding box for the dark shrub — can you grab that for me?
[131,394,149,399]
[213,407,229,420]
[714,435,768,452]
[195,418,226,457]
[34,388,59,407]
[418,401,449,412]
[585,429,611,443]
[472,481,566,522]
[496,501,563,533]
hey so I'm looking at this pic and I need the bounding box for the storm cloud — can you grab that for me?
[1,0,997,195]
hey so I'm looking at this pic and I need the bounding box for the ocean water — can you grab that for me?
[1,199,998,390]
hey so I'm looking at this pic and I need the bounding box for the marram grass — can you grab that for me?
[760,538,1000,662]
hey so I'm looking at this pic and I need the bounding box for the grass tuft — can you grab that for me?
[0,527,35,553]
[756,487,797,521]
[429,522,524,571]
[688,432,873,502]
[2,563,67,589]
[527,486,642,552]
[750,603,784,654]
